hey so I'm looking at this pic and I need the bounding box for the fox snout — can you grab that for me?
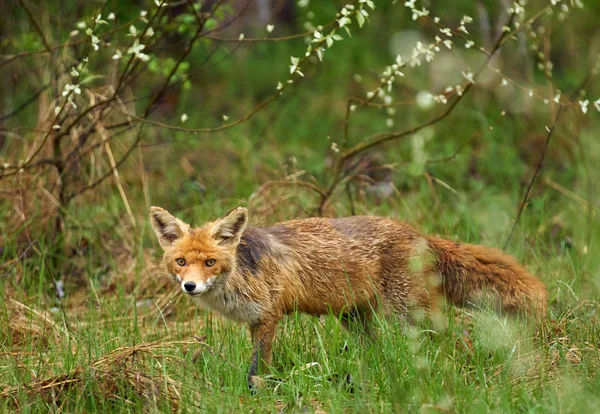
[180,277,215,295]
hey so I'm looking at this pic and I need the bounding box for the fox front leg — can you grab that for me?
[248,318,278,390]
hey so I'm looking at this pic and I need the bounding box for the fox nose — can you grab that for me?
[183,282,196,292]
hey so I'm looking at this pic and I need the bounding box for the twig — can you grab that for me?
[503,105,564,250]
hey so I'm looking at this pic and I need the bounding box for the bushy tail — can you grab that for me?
[427,237,547,319]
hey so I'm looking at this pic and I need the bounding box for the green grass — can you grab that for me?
[1,189,599,412]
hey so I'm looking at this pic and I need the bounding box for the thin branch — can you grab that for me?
[0,83,50,122]
[503,105,564,250]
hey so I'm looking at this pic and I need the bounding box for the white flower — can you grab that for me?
[222,114,229,121]
[70,68,79,77]
[266,24,275,33]
[289,56,299,74]
[359,0,375,9]
[127,39,148,61]
[579,99,589,114]
[337,16,350,27]
[594,99,600,112]
[76,21,87,30]
[331,142,340,153]
[435,94,448,104]
[155,0,168,6]
[297,0,309,7]
[276,82,283,90]
[140,10,148,17]
[238,33,245,40]
[313,30,322,40]
[62,83,81,96]
[129,25,138,37]
[461,15,473,23]
[462,71,475,83]
[95,14,108,25]
[501,78,508,86]
[54,106,61,115]
[112,50,123,60]
[145,27,155,37]
[404,0,416,8]
[465,40,475,49]
[91,34,100,51]
[107,12,116,20]
[181,113,188,123]
[439,27,452,37]
[553,92,561,103]
[70,30,79,37]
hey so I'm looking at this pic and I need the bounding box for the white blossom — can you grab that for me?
[95,14,108,25]
[289,56,299,74]
[107,12,116,20]
[181,113,188,123]
[127,39,149,61]
[91,34,100,51]
[112,49,123,60]
[579,99,589,114]
[266,24,275,33]
[594,99,600,112]
[462,71,475,83]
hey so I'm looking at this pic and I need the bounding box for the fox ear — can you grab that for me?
[212,207,248,245]
[149,206,190,249]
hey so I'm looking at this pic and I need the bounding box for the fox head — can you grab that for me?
[149,206,248,296]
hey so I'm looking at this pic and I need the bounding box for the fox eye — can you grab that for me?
[205,259,216,267]
[175,258,186,266]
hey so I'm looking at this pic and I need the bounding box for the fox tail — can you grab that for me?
[427,237,547,318]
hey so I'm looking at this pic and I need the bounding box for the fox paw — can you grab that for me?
[248,375,266,393]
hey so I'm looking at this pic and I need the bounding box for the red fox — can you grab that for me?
[150,206,547,387]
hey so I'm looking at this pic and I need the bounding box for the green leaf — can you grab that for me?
[356,11,365,28]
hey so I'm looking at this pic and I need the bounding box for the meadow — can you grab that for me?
[1,0,599,412]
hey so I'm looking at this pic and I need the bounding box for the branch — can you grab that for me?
[503,105,564,250]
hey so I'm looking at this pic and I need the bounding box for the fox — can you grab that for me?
[149,206,547,388]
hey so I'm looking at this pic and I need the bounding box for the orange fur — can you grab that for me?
[149,207,547,388]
